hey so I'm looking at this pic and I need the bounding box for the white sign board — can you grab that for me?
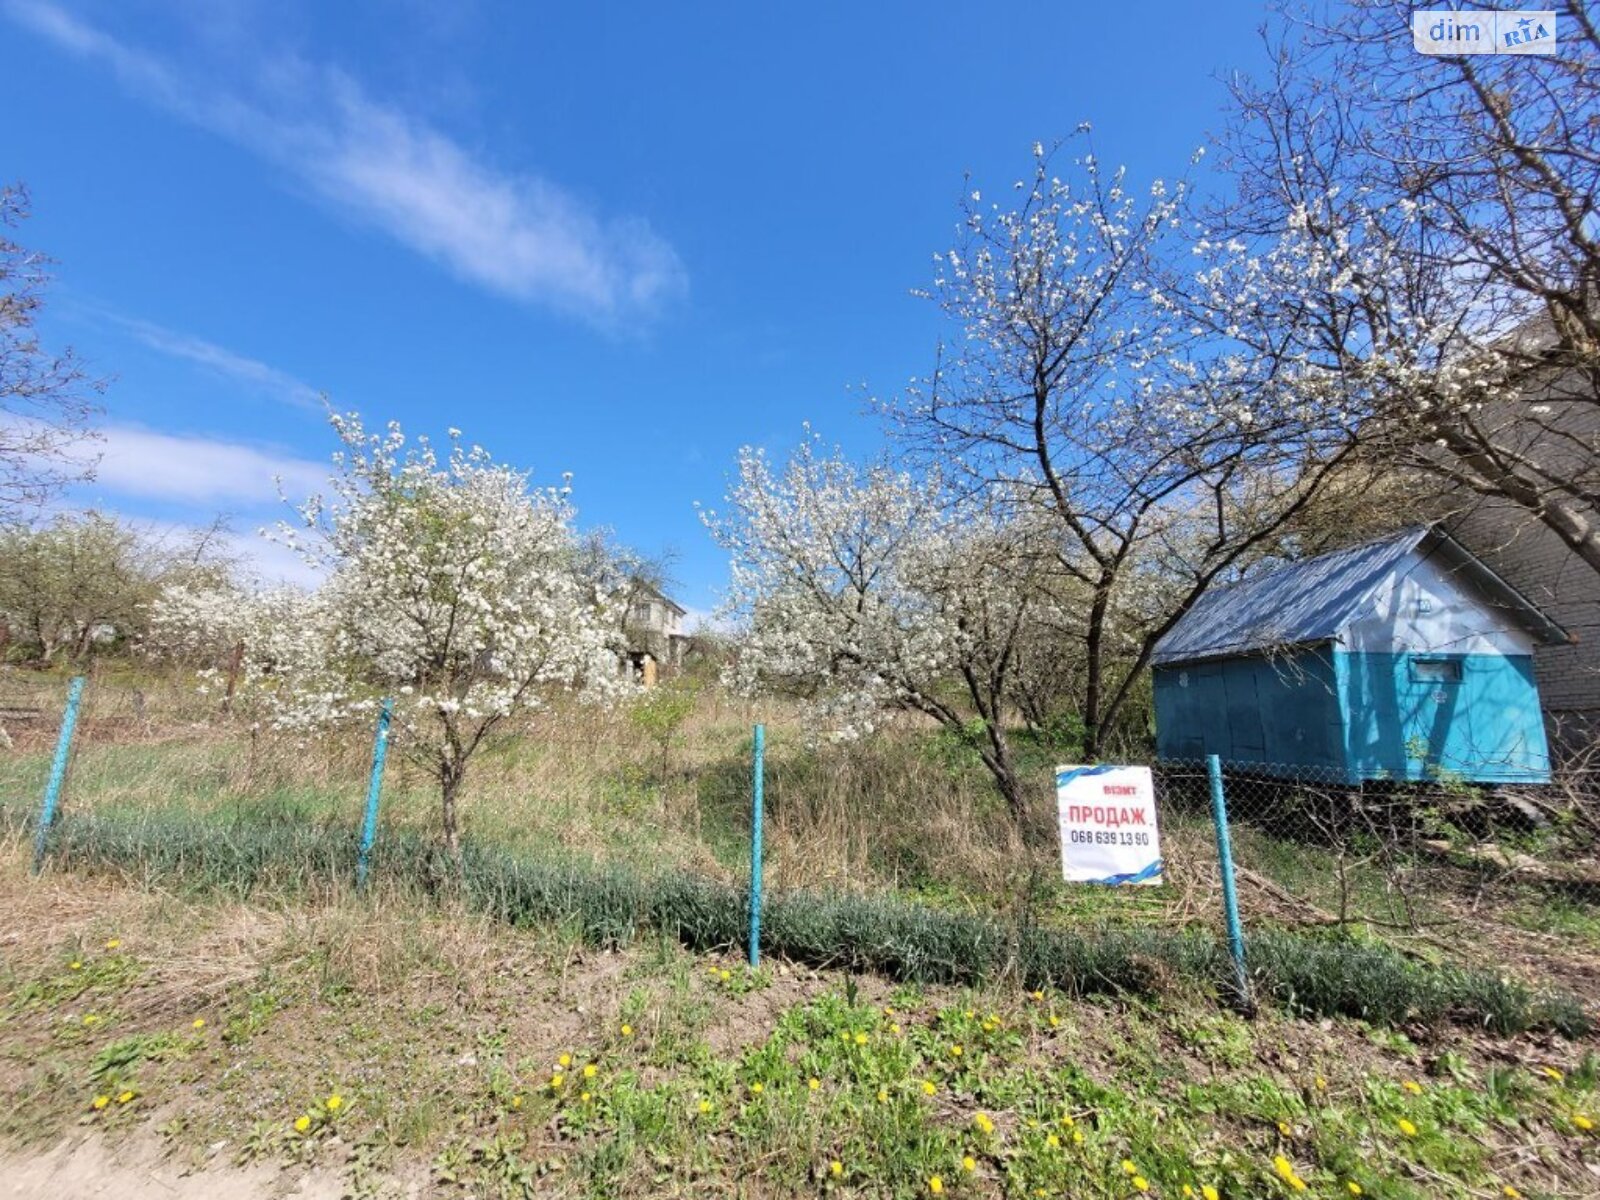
[1055,764,1163,885]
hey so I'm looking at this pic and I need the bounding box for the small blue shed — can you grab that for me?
[1152,527,1568,783]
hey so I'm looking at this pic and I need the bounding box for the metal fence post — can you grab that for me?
[1207,753,1253,1011]
[356,698,393,890]
[748,723,765,968]
[33,675,86,873]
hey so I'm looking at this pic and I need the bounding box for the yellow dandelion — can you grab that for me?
[697,1099,711,1114]
[1045,1134,1060,1149]
[1314,1076,1327,1091]
[551,1074,565,1089]
[883,1006,895,1016]
[82,1014,99,1026]
[854,1032,868,1046]
[558,1053,572,1068]
[719,969,731,981]
[876,1088,888,1103]
[830,1160,843,1177]
[104,939,120,950]
[841,1030,853,1043]
[1277,1120,1291,1136]
[1575,1113,1594,1131]
[751,1082,764,1095]
[1183,1188,1195,1198]
[928,1176,944,1195]
[1071,1130,1084,1145]
[890,1022,902,1035]
[950,1044,964,1057]
[1274,1156,1307,1190]
[1402,1080,1423,1095]
[982,1021,995,1033]
[294,1114,311,1132]
[964,1010,975,1019]
[1397,1117,1418,1137]
[192,1018,206,1030]
[1203,1188,1220,1200]
[583,1064,597,1079]
[69,961,82,971]
[116,1091,135,1104]
[581,1091,591,1103]
[511,1095,523,1109]
[974,1112,995,1135]
[1031,990,1044,1001]
[1048,1015,1061,1028]
[809,1077,821,1091]
[1133,1177,1150,1193]
[1504,1187,1523,1199]
[1347,1184,1364,1196]
[1540,1066,1563,1082]
[962,1155,976,1172]
[1122,1160,1138,1176]
[91,1095,109,1111]
[326,1094,343,1111]
[922,1080,937,1095]
[620,1024,633,1037]
[1060,1113,1074,1127]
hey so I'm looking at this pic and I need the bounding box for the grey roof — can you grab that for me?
[1151,526,1567,666]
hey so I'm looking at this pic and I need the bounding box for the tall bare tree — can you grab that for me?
[0,184,101,515]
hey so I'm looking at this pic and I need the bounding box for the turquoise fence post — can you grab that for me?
[33,675,86,873]
[356,698,393,890]
[748,723,765,968]
[1207,753,1252,1011]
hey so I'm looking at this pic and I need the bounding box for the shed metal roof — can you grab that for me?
[1150,526,1567,666]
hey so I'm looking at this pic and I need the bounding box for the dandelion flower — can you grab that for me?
[1402,1080,1423,1095]
[104,939,121,950]
[1045,1134,1060,1149]
[551,1074,565,1089]
[1183,1188,1194,1198]
[1504,1187,1523,1198]
[583,1064,597,1079]
[751,1082,764,1095]
[294,1114,311,1132]
[974,1112,995,1135]
[962,1155,976,1172]
[1133,1178,1150,1193]
[1274,1156,1307,1190]
[511,1095,523,1110]
[697,1099,711,1114]
[116,1091,135,1104]
[558,1053,572,1068]
[1203,1188,1220,1200]
[1277,1121,1291,1136]
[1540,1067,1563,1082]
[883,1006,895,1016]
[91,1096,109,1111]
[1060,1114,1074,1127]
[1397,1118,1418,1137]
[620,1024,633,1037]
[1031,990,1044,1001]
[950,1044,964,1058]
[922,1080,937,1096]
[854,1032,868,1046]
[928,1176,943,1194]
[830,1160,843,1177]
[326,1094,343,1111]
[965,1010,975,1020]
[877,1088,889,1103]
[1347,1184,1363,1196]
[69,961,81,971]
[1575,1113,1594,1132]
[1072,1130,1084,1145]
[1048,1015,1061,1028]
[192,1018,205,1030]
[809,1077,821,1091]
[82,1014,100,1026]
[1122,1160,1138,1176]
[1315,1076,1327,1091]
[719,969,731,982]
[890,1023,902,1035]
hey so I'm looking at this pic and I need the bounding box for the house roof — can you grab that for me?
[1150,526,1568,666]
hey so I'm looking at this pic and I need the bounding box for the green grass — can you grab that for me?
[11,802,1588,1038]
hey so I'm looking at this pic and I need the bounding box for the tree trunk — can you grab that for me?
[1080,580,1113,759]
[440,763,464,864]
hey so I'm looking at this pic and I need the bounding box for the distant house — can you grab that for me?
[1151,526,1567,784]
[622,583,690,687]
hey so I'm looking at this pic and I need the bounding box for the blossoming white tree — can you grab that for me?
[704,432,1063,820]
[155,413,624,855]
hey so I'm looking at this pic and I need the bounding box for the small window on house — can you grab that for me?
[1409,658,1462,684]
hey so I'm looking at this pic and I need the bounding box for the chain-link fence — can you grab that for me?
[4,669,1596,989]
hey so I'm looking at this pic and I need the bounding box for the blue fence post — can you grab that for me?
[1207,753,1252,1011]
[356,698,393,891]
[33,675,87,873]
[748,723,765,968]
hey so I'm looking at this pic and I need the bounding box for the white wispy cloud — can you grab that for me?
[69,424,329,506]
[6,1,687,324]
[105,314,325,409]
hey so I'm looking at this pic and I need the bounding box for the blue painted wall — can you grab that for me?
[1336,650,1550,783]
[1154,646,1551,784]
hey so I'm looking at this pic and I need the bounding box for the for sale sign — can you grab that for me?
[1055,764,1163,885]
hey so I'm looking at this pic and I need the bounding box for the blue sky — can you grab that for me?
[2,0,1272,618]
